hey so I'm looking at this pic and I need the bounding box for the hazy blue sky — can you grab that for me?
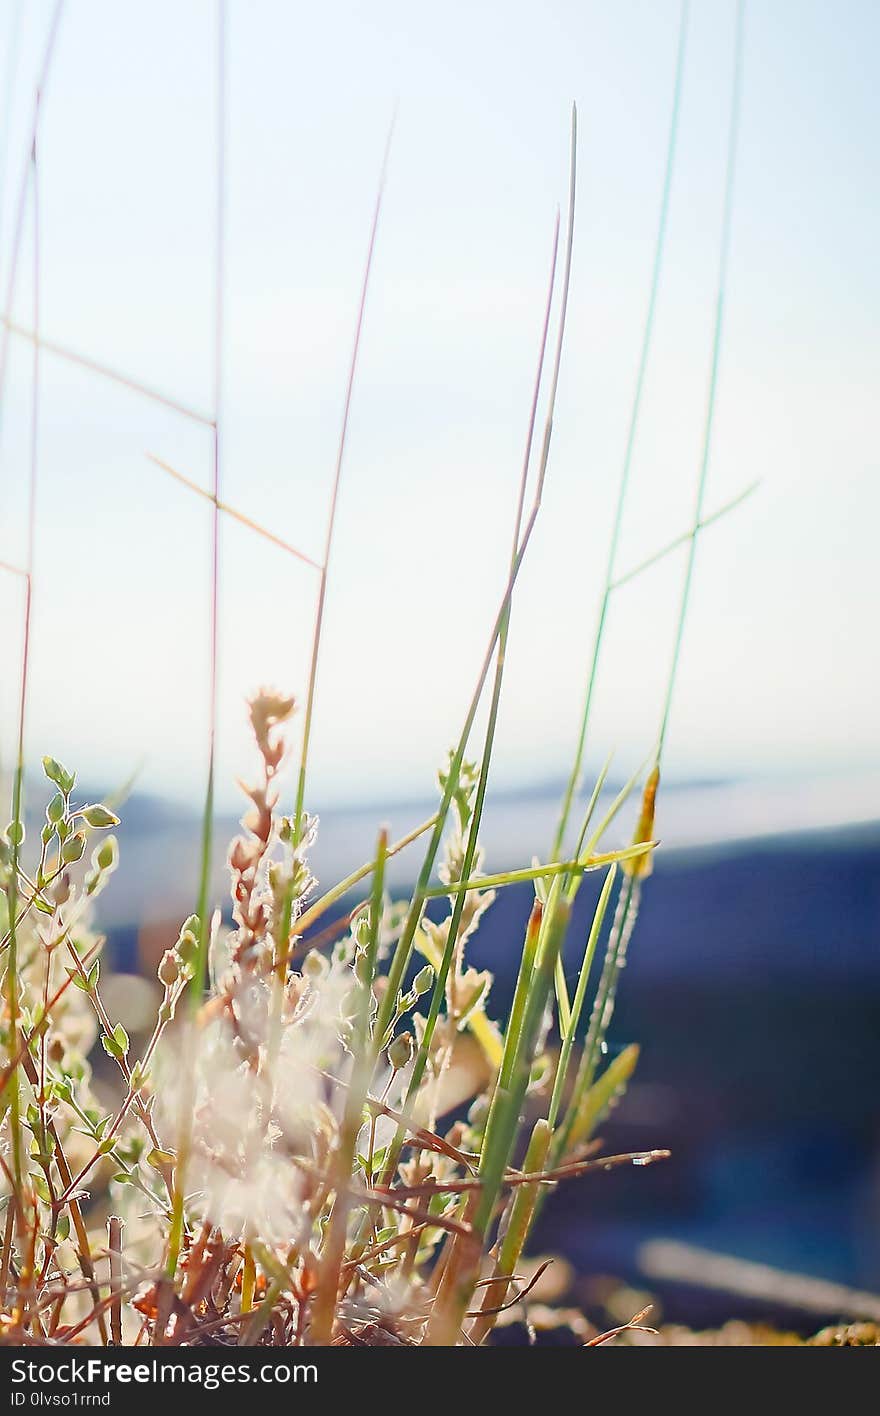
[0,0,877,811]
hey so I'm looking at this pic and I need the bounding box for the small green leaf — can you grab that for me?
[33,1178,53,1212]
[101,1035,124,1061]
[112,1024,129,1055]
[146,1147,174,1170]
[32,1175,51,1204]
[66,964,95,993]
[31,1172,50,1206]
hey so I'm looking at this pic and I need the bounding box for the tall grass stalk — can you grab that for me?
[368,108,577,1080]
[166,1,228,1290]
[1,6,64,1257]
[383,113,578,1170]
[0,0,63,415]
[191,0,227,1011]
[551,0,746,1175]
[271,114,395,1050]
[290,115,396,852]
[426,888,573,1343]
[551,0,690,863]
[372,179,568,1063]
[3,111,42,1295]
[371,118,574,1094]
[657,0,746,759]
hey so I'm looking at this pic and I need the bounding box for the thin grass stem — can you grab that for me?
[610,478,758,592]
[372,268,563,1046]
[5,105,45,1259]
[296,812,438,935]
[421,840,652,898]
[291,115,396,848]
[381,109,578,1171]
[375,108,576,1062]
[553,872,640,1164]
[551,0,690,860]
[190,0,228,1010]
[167,0,228,1288]
[656,0,746,760]
[0,0,64,418]
[2,320,214,426]
[547,862,617,1128]
[147,454,321,570]
[310,829,387,1343]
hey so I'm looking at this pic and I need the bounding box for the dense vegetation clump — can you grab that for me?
[0,697,663,1346]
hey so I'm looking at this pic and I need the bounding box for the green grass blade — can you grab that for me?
[547,863,617,1128]
[551,0,691,860]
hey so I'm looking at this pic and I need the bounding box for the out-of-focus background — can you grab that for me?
[1,0,878,1329]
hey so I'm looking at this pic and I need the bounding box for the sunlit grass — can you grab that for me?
[0,0,754,1348]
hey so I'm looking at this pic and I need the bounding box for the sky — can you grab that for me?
[0,0,877,815]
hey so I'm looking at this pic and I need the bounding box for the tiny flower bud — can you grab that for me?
[50,872,71,908]
[624,764,660,880]
[61,832,86,864]
[82,804,120,829]
[175,914,200,966]
[42,756,75,795]
[95,836,118,872]
[354,950,372,986]
[157,949,180,987]
[413,964,434,997]
[388,1031,414,1071]
[46,793,65,825]
[302,949,328,982]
